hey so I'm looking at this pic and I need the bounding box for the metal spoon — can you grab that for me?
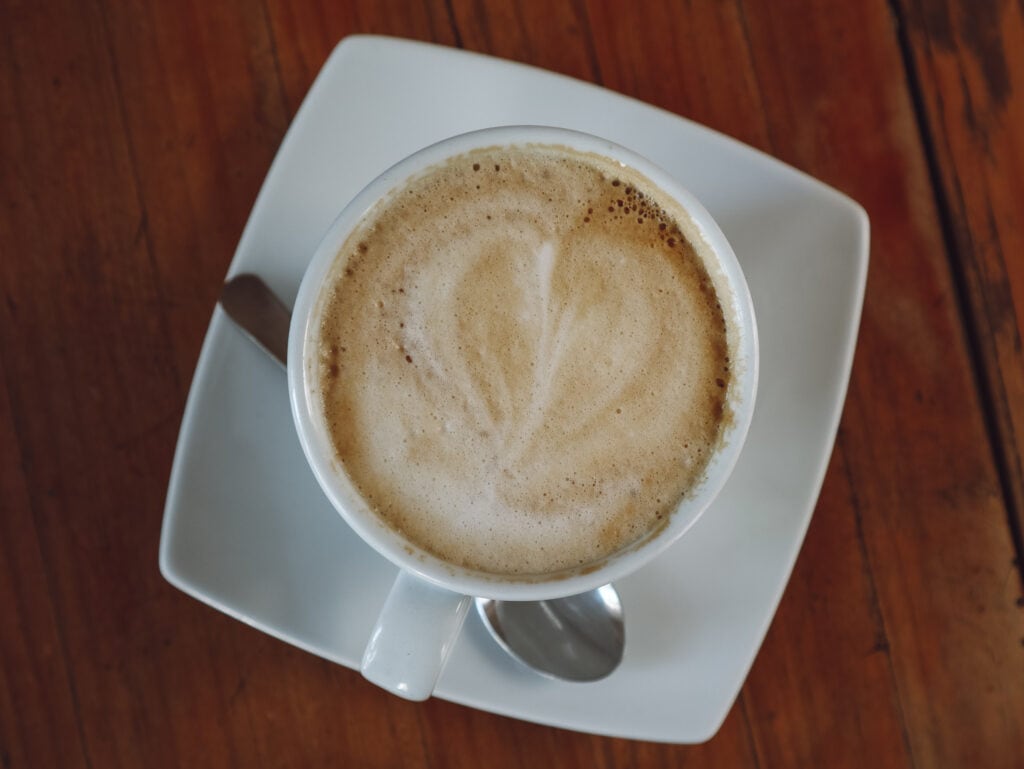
[219,273,626,681]
[218,273,292,365]
[475,586,624,681]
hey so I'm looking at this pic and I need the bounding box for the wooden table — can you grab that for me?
[3,1,1023,766]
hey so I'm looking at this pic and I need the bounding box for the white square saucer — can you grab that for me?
[160,36,869,743]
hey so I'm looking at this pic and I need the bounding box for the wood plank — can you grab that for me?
[96,0,291,381]
[263,0,459,117]
[585,0,771,151]
[733,0,1024,766]
[743,449,914,768]
[449,0,599,82]
[0,365,92,769]
[0,0,281,765]
[896,0,1024,555]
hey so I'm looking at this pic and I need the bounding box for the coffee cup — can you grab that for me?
[288,126,758,699]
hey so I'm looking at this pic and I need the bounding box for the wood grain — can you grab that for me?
[897,0,1024,557]
[0,365,91,769]
[2,0,1023,766]
[733,1,1024,766]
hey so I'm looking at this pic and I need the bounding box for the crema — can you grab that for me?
[313,144,732,576]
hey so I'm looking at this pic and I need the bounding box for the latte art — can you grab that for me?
[315,145,732,576]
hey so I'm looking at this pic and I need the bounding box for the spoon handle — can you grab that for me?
[219,273,291,368]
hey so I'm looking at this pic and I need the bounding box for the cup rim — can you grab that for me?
[288,125,759,601]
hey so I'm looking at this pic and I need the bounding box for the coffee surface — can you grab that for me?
[315,144,731,576]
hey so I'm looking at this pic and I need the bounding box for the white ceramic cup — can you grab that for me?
[288,126,758,700]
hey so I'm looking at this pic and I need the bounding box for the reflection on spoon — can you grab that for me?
[475,584,624,682]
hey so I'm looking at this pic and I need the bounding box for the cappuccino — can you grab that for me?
[313,144,732,576]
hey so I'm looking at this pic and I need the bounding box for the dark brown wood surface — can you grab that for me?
[2,1,1023,766]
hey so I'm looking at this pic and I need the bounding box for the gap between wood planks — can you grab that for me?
[886,0,1024,573]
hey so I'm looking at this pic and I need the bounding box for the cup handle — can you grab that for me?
[360,570,472,700]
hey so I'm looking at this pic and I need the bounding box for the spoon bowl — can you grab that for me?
[475,585,624,682]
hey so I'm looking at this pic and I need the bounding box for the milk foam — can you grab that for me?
[316,145,731,576]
